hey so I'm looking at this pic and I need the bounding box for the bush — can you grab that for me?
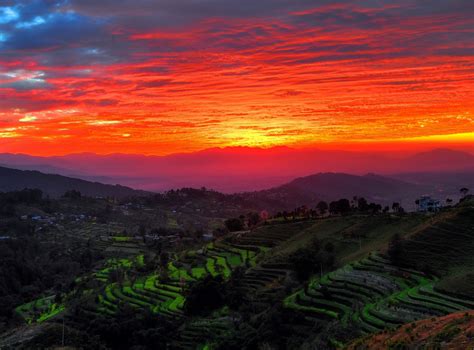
[225,218,244,232]
[184,276,225,316]
[289,238,336,281]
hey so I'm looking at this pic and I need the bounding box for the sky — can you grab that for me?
[0,0,473,156]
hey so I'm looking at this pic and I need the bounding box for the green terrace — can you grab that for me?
[112,236,133,242]
[15,295,65,324]
[13,220,324,348]
[92,241,269,319]
[94,255,145,282]
[284,252,474,343]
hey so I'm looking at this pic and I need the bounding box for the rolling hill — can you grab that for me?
[243,172,432,211]
[0,165,443,212]
[0,166,148,198]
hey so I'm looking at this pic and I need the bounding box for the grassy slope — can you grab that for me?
[10,203,473,348]
[346,311,474,350]
[279,205,474,347]
[269,214,429,265]
[397,203,474,282]
[436,272,474,297]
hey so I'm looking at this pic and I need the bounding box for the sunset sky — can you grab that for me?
[1,0,473,156]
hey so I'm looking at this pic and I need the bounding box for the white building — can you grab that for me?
[417,196,442,212]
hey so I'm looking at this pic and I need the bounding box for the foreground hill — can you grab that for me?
[1,195,473,349]
[346,311,474,349]
[0,166,148,198]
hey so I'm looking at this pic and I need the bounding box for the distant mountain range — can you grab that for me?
[2,164,473,212]
[0,147,473,193]
[0,166,148,198]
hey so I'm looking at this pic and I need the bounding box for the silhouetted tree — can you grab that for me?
[63,190,82,199]
[224,218,244,232]
[184,276,225,315]
[316,201,328,215]
[330,198,351,215]
[289,238,335,281]
[357,197,369,212]
[388,234,404,266]
[324,242,335,253]
[247,212,261,227]
[392,202,401,213]
[159,252,169,269]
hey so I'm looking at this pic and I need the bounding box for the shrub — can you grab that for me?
[184,276,225,316]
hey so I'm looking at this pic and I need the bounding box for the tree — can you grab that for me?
[387,234,404,266]
[368,203,382,214]
[289,237,335,281]
[460,187,470,197]
[330,198,351,215]
[225,267,246,310]
[159,252,169,269]
[63,190,82,199]
[338,198,351,215]
[324,242,335,253]
[138,224,147,243]
[224,218,244,232]
[392,202,400,213]
[289,248,321,281]
[184,276,225,315]
[357,197,369,212]
[247,212,261,228]
[316,201,328,215]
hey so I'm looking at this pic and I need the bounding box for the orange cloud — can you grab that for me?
[0,2,473,155]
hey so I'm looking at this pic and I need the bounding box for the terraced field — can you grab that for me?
[92,240,267,320]
[15,296,65,324]
[284,252,474,343]
[398,206,474,274]
[93,255,144,282]
[172,318,235,349]
[77,222,304,349]
[347,311,474,349]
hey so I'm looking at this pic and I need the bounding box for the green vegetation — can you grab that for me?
[436,271,474,298]
[15,296,65,324]
[112,236,132,242]
[284,251,473,345]
[392,206,474,274]
[2,190,473,350]
[89,236,264,321]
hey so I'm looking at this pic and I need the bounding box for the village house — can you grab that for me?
[416,196,442,212]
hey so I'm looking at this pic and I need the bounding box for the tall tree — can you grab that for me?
[316,201,328,215]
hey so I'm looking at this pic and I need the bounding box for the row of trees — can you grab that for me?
[274,196,404,220]
[224,211,267,232]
